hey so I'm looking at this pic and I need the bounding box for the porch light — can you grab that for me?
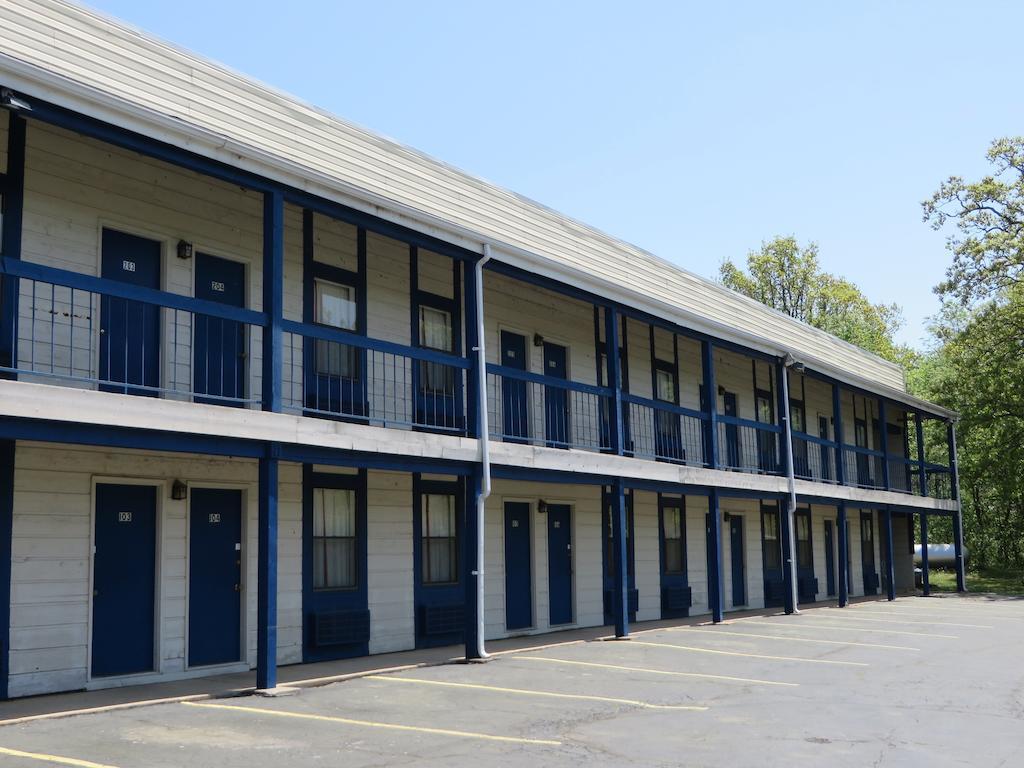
[533,334,544,347]
[171,479,188,500]
[538,499,548,514]
[0,89,31,112]
[177,239,194,260]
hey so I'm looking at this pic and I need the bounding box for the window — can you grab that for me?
[662,504,685,574]
[314,278,357,378]
[862,514,875,567]
[796,512,812,569]
[419,305,454,392]
[422,493,457,584]
[656,368,675,402]
[312,488,357,590]
[763,509,781,570]
[791,401,805,434]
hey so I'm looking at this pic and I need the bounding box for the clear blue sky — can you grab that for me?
[83,0,1024,348]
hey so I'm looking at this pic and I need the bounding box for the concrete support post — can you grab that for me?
[256,447,279,691]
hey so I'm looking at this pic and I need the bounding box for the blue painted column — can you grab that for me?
[0,439,14,700]
[707,487,724,623]
[883,507,896,601]
[832,384,846,489]
[701,341,719,470]
[262,190,284,413]
[0,114,26,377]
[920,512,931,596]
[603,307,628,637]
[836,502,849,608]
[915,413,928,498]
[948,422,966,592]
[257,445,279,690]
[879,399,890,490]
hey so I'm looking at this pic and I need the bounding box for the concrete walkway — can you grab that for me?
[0,596,888,725]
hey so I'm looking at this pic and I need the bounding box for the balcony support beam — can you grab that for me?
[777,362,797,614]
[879,399,890,491]
[262,190,284,413]
[920,511,931,596]
[836,501,849,608]
[0,113,26,377]
[948,422,966,592]
[256,444,280,691]
[883,507,896,601]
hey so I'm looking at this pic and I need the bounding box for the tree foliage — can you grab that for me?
[923,137,1024,305]
[719,236,910,364]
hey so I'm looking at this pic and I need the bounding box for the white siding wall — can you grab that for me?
[8,442,302,699]
[633,491,660,622]
[366,470,414,654]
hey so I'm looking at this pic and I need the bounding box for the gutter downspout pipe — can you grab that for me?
[472,243,493,659]
[781,354,800,615]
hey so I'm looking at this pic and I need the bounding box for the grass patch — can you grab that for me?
[928,567,1024,595]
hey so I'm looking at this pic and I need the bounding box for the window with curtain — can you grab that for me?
[796,513,812,568]
[656,369,675,402]
[314,278,357,378]
[662,505,685,574]
[422,493,457,584]
[763,510,781,570]
[312,487,357,590]
[419,305,454,393]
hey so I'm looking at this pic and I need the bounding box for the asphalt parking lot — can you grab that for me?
[1,595,1022,767]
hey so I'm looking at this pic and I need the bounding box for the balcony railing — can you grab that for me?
[282,320,470,433]
[485,365,610,451]
[792,432,838,484]
[842,446,886,490]
[2,260,263,406]
[623,394,707,466]
[717,416,782,475]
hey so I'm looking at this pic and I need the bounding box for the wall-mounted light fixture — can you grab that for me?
[177,240,194,260]
[538,499,548,514]
[717,385,726,397]
[0,89,32,112]
[533,333,545,348]
[723,511,731,522]
[171,479,188,501]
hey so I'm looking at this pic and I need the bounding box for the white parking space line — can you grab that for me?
[181,701,562,746]
[517,656,799,686]
[626,640,869,666]
[669,626,918,651]
[364,675,707,711]
[738,617,958,639]
[820,609,992,629]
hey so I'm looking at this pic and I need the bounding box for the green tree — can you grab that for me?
[923,136,1024,305]
[719,236,911,365]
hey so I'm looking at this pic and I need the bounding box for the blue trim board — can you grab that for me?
[256,450,278,689]
[0,440,13,699]
[0,114,26,377]
[262,191,284,413]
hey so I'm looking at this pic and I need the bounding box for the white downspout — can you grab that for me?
[473,243,493,659]
[781,357,800,614]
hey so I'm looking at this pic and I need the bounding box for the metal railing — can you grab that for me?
[842,446,886,490]
[623,394,707,466]
[717,416,782,474]
[282,320,470,433]
[792,432,837,484]
[485,365,611,451]
[2,263,263,406]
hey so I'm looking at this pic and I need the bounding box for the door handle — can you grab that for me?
[93,589,99,597]
[234,583,242,592]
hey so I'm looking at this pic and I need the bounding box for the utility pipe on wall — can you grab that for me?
[781,355,800,615]
[472,243,493,659]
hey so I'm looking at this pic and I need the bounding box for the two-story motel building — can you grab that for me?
[0,0,965,699]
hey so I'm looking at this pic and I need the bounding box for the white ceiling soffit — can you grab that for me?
[0,0,955,418]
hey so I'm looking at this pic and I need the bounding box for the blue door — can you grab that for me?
[194,253,246,405]
[824,519,836,597]
[188,488,242,667]
[730,515,746,606]
[761,504,785,607]
[92,483,157,677]
[504,502,532,630]
[795,508,816,602]
[500,331,528,441]
[99,229,161,396]
[543,342,569,448]
[659,496,689,618]
[602,491,636,625]
[861,511,878,594]
[723,392,740,468]
[547,504,573,625]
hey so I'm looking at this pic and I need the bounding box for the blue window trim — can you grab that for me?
[657,494,687,579]
[412,473,465,648]
[301,464,368,662]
